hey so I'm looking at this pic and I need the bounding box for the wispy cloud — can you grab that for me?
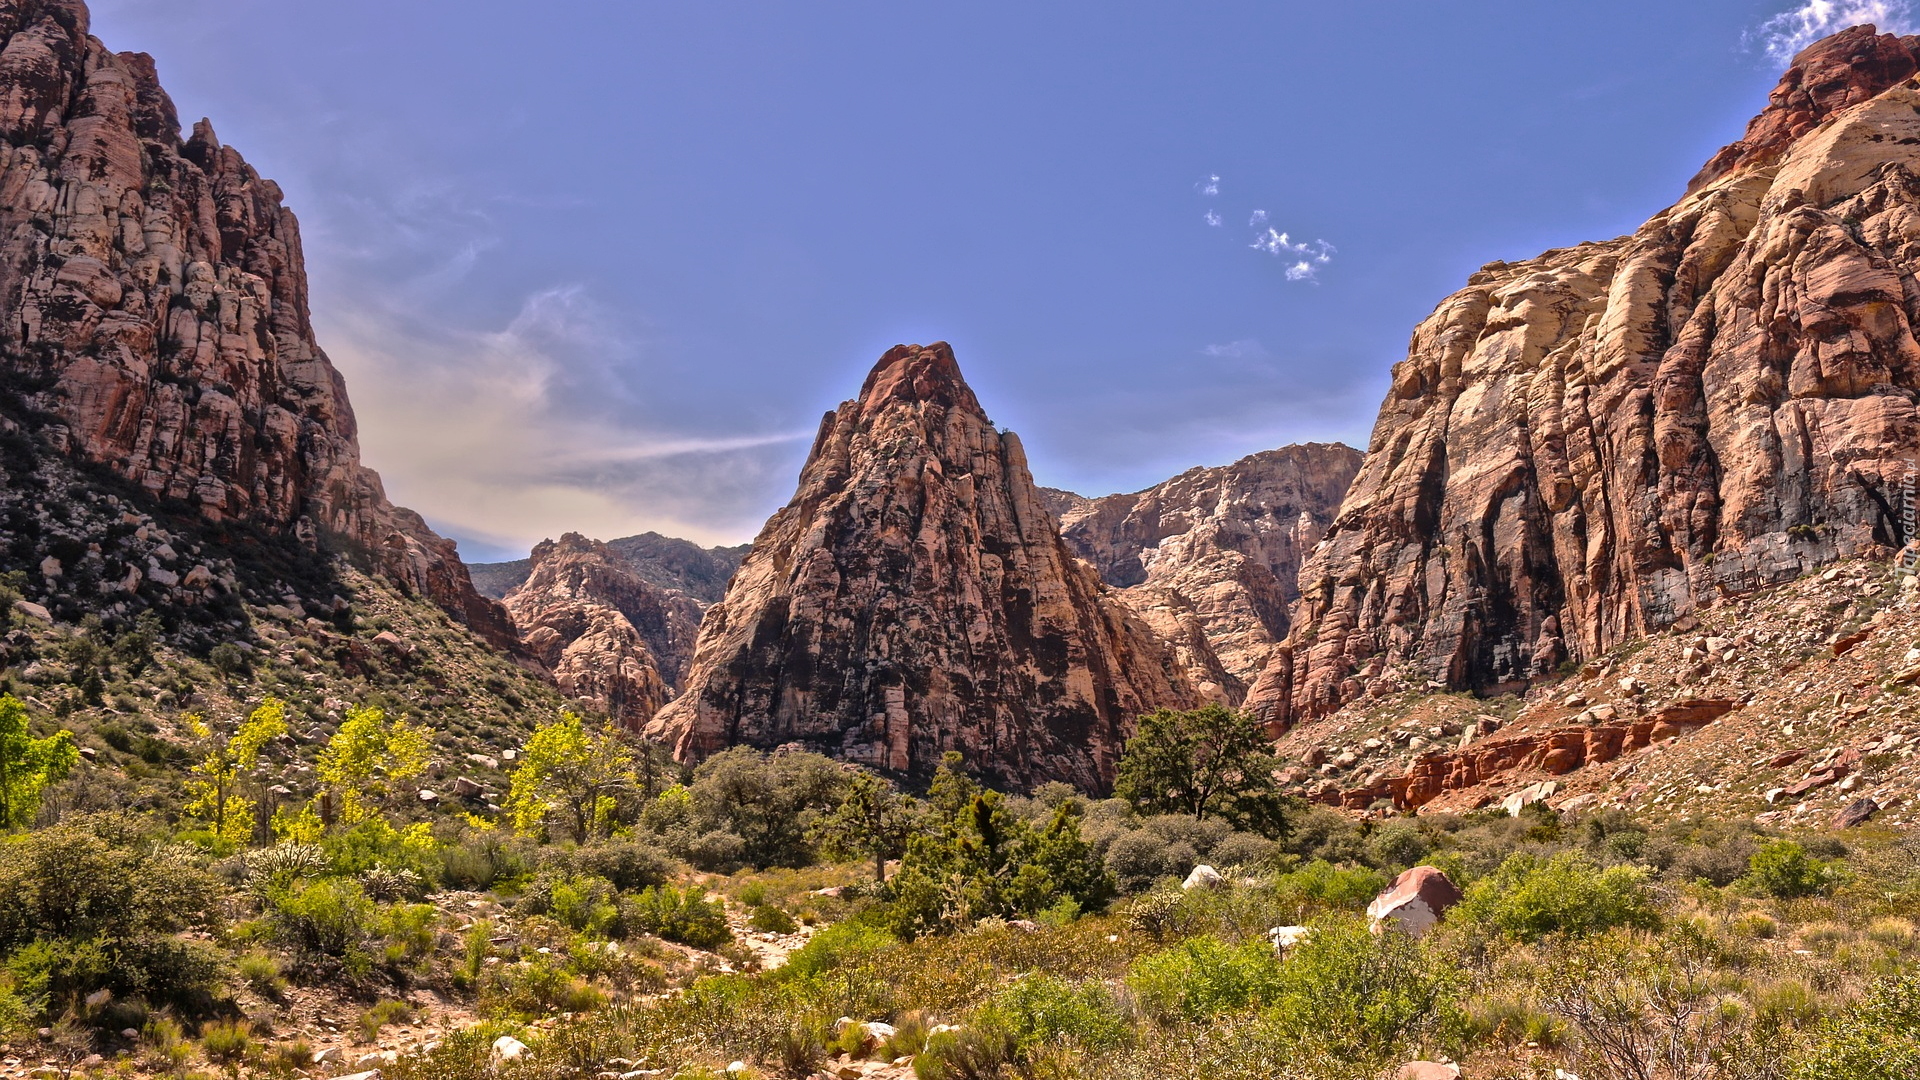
[1197,173,1220,197]
[1204,209,1221,227]
[1751,1,1915,63]
[1202,339,1269,360]
[1250,229,1336,281]
[1249,209,1267,226]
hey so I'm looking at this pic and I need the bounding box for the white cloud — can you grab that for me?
[1204,209,1222,227]
[1198,173,1220,197]
[1250,228,1335,281]
[1202,339,1269,359]
[1752,1,1915,63]
[1249,209,1267,226]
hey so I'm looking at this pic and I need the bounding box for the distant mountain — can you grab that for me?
[469,533,747,603]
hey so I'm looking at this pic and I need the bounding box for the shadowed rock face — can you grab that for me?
[648,342,1201,791]
[0,0,510,646]
[1052,444,1362,698]
[504,533,708,729]
[469,534,747,604]
[1250,26,1920,730]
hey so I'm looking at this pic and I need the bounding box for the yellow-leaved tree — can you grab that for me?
[183,696,288,849]
[505,712,637,843]
[313,704,429,827]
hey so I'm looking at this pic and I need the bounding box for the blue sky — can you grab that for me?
[85,1,1906,561]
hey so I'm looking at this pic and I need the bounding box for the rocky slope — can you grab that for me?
[1050,444,1361,698]
[0,0,509,646]
[501,533,709,728]
[1252,25,1920,729]
[647,342,1201,790]
[469,533,747,603]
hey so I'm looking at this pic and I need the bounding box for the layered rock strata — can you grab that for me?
[1252,26,1920,728]
[648,342,1200,790]
[502,533,708,728]
[1052,445,1361,696]
[0,0,509,645]
[470,532,747,603]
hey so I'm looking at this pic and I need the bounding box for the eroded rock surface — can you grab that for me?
[503,534,711,729]
[0,0,509,645]
[1054,445,1361,696]
[648,342,1199,790]
[1253,26,1920,728]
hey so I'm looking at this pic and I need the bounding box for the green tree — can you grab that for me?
[686,746,848,868]
[887,790,1114,937]
[811,770,915,882]
[183,697,289,848]
[1114,704,1291,836]
[505,712,637,843]
[314,704,429,826]
[0,694,77,829]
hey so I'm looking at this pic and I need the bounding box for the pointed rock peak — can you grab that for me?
[533,532,600,559]
[857,341,982,419]
[1691,23,1920,192]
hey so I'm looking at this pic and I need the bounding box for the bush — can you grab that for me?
[1260,918,1462,1068]
[748,905,798,934]
[778,920,894,981]
[237,951,284,998]
[1746,840,1844,899]
[1453,852,1661,942]
[267,878,374,957]
[625,884,731,949]
[565,840,674,892]
[358,999,415,1042]
[519,872,620,937]
[1792,972,1920,1079]
[200,1018,255,1064]
[1126,935,1284,1022]
[1271,859,1389,912]
[980,974,1129,1052]
[915,1022,1019,1080]
[1105,829,1192,894]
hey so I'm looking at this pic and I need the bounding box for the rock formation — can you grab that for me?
[648,342,1200,790]
[1051,445,1361,697]
[0,0,509,645]
[469,533,746,603]
[502,533,710,728]
[1251,25,1920,728]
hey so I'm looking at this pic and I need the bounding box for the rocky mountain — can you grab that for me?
[0,0,509,646]
[469,533,747,603]
[647,342,1201,790]
[1048,444,1362,698]
[500,533,711,728]
[1250,25,1920,730]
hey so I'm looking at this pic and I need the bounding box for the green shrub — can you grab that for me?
[778,920,894,981]
[566,840,674,892]
[748,904,798,934]
[1260,918,1462,1068]
[481,954,607,1019]
[1453,852,1661,942]
[237,951,284,998]
[358,999,415,1042]
[375,903,439,965]
[1792,972,1920,1079]
[267,878,374,957]
[200,1018,255,1065]
[625,884,731,949]
[980,974,1129,1052]
[142,1015,193,1074]
[914,1021,1019,1080]
[1271,859,1389,912]
[520,872,620,937]
[1746,840,1844,899]
[1125,935,1284,1022]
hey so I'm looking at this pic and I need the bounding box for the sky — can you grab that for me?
[81,0,1912,561]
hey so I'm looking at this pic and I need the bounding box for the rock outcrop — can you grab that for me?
[470,533,747,603]
[0,0,509,645]
[502,533,709,728]
[647,342,1200,790]
[1252,26,1920,728]
[1053,445,1361,696]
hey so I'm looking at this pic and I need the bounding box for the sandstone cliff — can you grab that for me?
[1052,444,1361,697]
[647,342,1200,790]
[470,533,746,603]
[1251,25,1920,728]
[0,0,510,645]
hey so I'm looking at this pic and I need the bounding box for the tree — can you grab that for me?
[1113,704,1291,837]
[314,704,429,826]
[505,712,637,843]
[811,770,916,882]
[886,789,1114,937]
[183,697,288,848]
[0,694,76,829]
[686,747,849,868]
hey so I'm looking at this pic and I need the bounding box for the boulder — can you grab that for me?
[1395,1064,1461,1080]
[491,1036,529,1062]
[1366,866,1462,938]
[1267,925,1313,950]
[1182,864,1226,890]
[1834,797,1880,828]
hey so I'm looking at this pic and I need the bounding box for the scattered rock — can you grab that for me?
[1366,866,1462,938]
[1182,864,1226,891]
[1834,797,1881,828]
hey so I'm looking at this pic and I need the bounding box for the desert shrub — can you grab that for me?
[520,872,620,937]
[1366,820,1434,870]
[1259,917,1462,1068]
[1126,935,1284,1022]
[438,831,531,891]
[1210,831,1280,870]
[267,877,374,957]
[887,794,1114,938]
[778,920,895,981]
[1105,829,1192,893]
[914,1021,1019,1080]
[357,998,415,1042]
[142,1015,193,1073]
[200,1018,255,1065]
[625,884,731,949]
[375,903,439,965]
[1271,859,1388,913]
[978,974,1129,1052]
[1453,852,1661,942]
[1745,840,1844,899]
[564,840,674,892]
[237,951,284,997]
[321,817,440,880]
[685,747,849,868]
[482,954,606,1019]
[1791,972,1920,1080]
[748,905,797,934]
